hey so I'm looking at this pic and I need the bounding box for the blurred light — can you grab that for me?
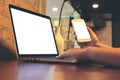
[92,3,99,9]
[52,7,58,11]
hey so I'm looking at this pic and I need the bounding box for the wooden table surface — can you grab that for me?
[0,60,120,80]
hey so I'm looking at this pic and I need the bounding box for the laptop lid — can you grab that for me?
[9,4,59,57]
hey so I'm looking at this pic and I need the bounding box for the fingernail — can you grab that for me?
[55,56,59,58]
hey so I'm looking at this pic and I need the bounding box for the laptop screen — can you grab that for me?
[9,4,58,55]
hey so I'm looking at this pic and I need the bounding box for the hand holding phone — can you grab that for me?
[72,19,91,42]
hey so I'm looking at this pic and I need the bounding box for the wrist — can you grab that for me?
[83,47,91,61]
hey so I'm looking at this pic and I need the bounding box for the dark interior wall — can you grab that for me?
[112,13,120,47]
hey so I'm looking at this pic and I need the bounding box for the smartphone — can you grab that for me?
[71,19,91,42]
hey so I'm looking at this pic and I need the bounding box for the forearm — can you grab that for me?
[85,47,120,67]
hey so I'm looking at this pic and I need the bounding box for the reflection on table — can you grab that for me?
[0,60,120,80]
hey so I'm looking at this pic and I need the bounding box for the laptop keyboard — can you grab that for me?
[20,57,77,63]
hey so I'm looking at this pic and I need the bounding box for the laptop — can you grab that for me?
[9,4,77,64]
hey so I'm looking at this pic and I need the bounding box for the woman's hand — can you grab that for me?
[56,48,87,61]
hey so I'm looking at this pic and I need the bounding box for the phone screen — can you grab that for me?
[72,19,91,42]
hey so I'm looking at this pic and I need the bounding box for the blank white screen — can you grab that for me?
[11,8,58,55]
[72,21,91,39]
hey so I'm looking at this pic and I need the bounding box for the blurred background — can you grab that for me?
[1,0,120,53]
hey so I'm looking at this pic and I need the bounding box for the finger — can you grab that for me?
[87,27,99,41]
[75,35,77,40]
[87,27,96,38]
[87,27,93,33]
[73,32,77,40]
[87,27,93,37]
[73,32,76,35]
[56,54,67,59]
[55,55,63,59]
[56,52,70,59]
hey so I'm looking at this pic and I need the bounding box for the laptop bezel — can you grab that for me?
[9,4,59,57]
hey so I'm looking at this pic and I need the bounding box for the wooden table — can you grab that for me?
[0,60,120,80]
